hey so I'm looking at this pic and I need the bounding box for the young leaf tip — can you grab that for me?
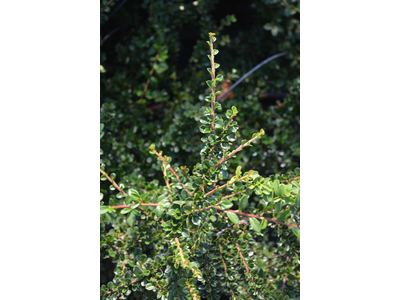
[149,143,155,150]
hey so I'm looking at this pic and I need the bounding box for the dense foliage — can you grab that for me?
[100,31,300,299]
[100,0,300,182]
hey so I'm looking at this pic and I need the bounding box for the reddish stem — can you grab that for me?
[100,169,127,197]
[214,207,300,228]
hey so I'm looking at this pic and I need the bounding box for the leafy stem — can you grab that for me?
[208,32,217,134]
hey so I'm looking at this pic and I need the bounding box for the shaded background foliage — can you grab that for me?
[101,0,299,295]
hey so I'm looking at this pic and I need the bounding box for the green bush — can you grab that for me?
[100,33,300,299]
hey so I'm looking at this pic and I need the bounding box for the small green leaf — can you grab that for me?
[218,169,228,180]
[128,189,140,200]
[295,193,300,207]
[249,217,261,233]
[292,227,300,239]
[142,269,150,276]
[221,142,230,150]
[277,184,285,197]
[275,200,282,214]
[127,211,136,226]
[192,216,201,225]
[100,65,106,73]
[145,283,155,291]
[213,49,219,55]
[231,106,238,115]
[260,219,268,229]
[273,180,280,193]
[221,200,233,209]
[215,74,223,82]
[236,166,242,177]
[277,209,290,221]
[227,134,236,142]
[100,206,109,214]
[130,202,140,209]
[199,125,211,133]
[226,212,239,224]
[154,205,164,218]
[120,208,132,214]
[239,195,249,210]
[214,63,220,69]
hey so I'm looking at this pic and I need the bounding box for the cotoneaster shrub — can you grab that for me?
[100,33,300,300]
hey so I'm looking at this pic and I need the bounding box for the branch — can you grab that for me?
[186,190,245,216]
[221,189,246,200]
[137,47,162,103]
[162,163,173,203]
[186,279,198,300]
[236,243,265,300]
[111,203,160,209]
[282,176,300,183]
[174,236,187,267]
[151,148,192,195]
[208,33,216,134]
[100,169,127,197]
[214,207,300,228]
[236,243,255,282]
[219,243,237,299]
[215,133,263,169]
[204,174,251,197]
[100,169,161,208]
[216,219,248,237]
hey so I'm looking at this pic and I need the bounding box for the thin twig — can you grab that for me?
[137,47,162,103]
[236,243,265,300]
[174,236,187,267]
[219,243,237,299]
[111,203,160,209]
[208,33,216,134]
[205,174,251,197]
[100,169,127,197]
[152,149,192,195]
[215,134,262,169]
[221,189,246,200]
[100,169,161,208]
[215,207,299,228]
[282,176,300,183]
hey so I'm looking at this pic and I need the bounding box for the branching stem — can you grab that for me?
[208,33,216,134]
[152,148,192,195]
[100,169,127,197]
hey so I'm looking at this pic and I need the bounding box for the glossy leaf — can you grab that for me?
[249,217,261,233]
[226,212,239,224]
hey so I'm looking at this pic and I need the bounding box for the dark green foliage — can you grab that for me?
[100,0,300,181]
[100,30,300,299]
